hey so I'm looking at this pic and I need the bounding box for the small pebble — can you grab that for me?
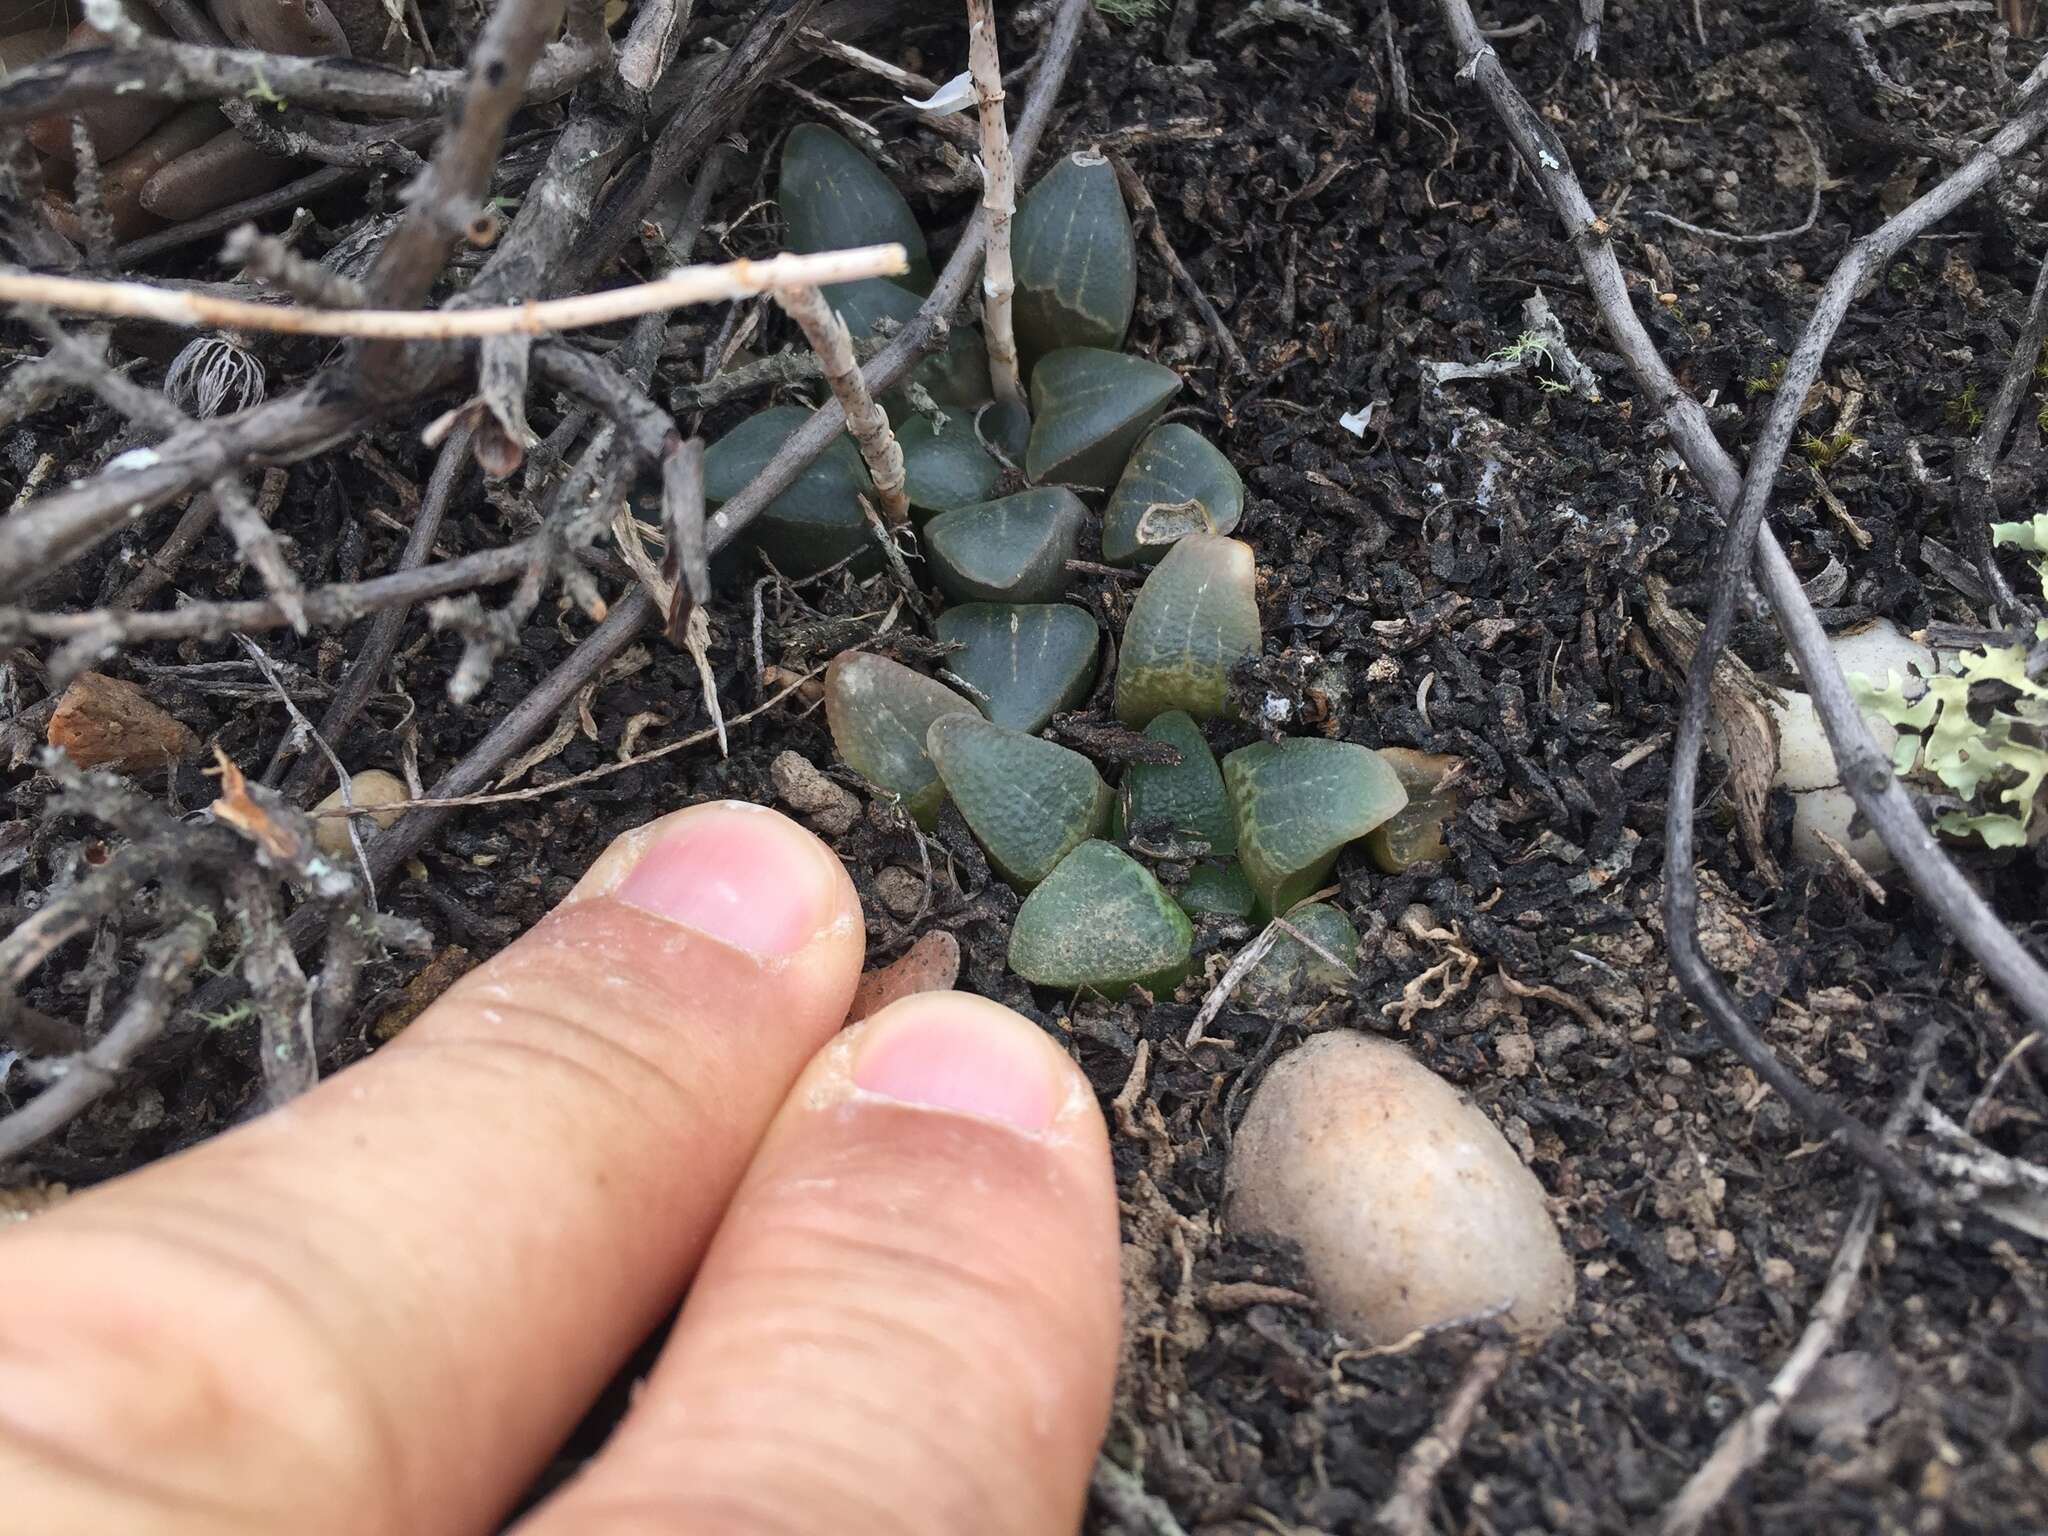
[312,770,408,858]
[770,750,859,837]
[873,866,928,918]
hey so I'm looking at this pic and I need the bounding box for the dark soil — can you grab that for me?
[7,1,2048,1531]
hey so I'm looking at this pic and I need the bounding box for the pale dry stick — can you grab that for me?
[966,0,1025,408]
[1184,886,1341,1048]
[1645,109,1825,246]
[773,284,911,524]
[1376,1344,1511,1536]
[1657,1031,1940,1536]
[1433,0,2048,1199]
[0,246,911,338]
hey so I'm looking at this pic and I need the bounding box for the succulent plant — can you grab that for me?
[926,714,1111,887]
[1101,424,1245,566]
[1240,901,1360,1011]
[705,406,876,576]
[1114,534,1261,728]
[1011,150,1138,370]
[778,124,934,289]
[899,407,1003,517]
[923,487,1086,604]
[830,279,992,413]
[1008,840,1194,997]
[935,603,1099,734]
[1173,860,1257,919]
[1120,709,1235,856]
[824,654,977,829]
[1365,747,1462,873]
[1222,739,1408,915]
[1025,347,1180,489]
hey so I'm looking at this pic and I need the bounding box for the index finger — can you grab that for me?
[0,802,863,1536]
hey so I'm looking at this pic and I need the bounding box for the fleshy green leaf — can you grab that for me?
[1364,747,1461,873]
[1240,901,1361,1011]
[1101,424,1245,565]
[927,713,1111,887]
[923,488,1086,604]
[1012,150,1137,369]
[1114,534,1260,727]
[935,602,1099,734]
[831,279,991,411]
[1121,709,1235,856]
[1174,859,1256,919]
[825,653,978,828]
[1008,839,1194,997]
[778,125,932,289]
[705,406,875,576]
[900,408,1002,516]
[1025,347,1180,490]
[1223,739,1409,915]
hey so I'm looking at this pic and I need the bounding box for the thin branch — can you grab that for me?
[1434,0,2048,1203]
[1376,1345,1512,1536]
[1,246,915,338]
[1956,254,2048,624]
[1644,109,1825,246]
[967,0,1024,408]
[772,283,911,524]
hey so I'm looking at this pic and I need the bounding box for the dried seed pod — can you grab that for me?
[934,602,1099,735]
[1223,738,1407,915]
[1113,534,1260,729]
[926,713,1110,888]
[1024,347,1179,490]
[1007,840,1193,997]
[824,654,977,829]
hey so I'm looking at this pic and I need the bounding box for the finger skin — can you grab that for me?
[517,992,1122,1536]
[0,804,863,1536]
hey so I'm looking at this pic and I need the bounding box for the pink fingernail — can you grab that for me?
[613,805,835,957]
[852,1005,1060,1133]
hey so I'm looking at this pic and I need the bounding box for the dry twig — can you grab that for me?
[773,283,910,524]
[966,0,1025,407]
[1376,1344,1511,1536]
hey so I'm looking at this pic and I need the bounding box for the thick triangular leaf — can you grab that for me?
[927,713,1110,887]
[923,488,1085,604]
[1102,424,1245,565]
[1121,709,1235,856]
[778,125,932,289]
[1008,840,1193,997]
[1025,347,1179,490]
[900,408,1003,517]
[935,602,1099,733]
[1174,859,1256,919]
[704,406,876,576]
[831,279,991,411]
[1241,901,1360,1011]
[1114,534,1260,727]
[1223,739,1408,915]
[1012,150,1136,369]
[1365,747,1462,872]
[824,653,977,828]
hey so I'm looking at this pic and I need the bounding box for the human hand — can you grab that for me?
[0,802,1121,1534]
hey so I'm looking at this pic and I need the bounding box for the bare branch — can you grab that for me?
[966,0,1024,408]
[772,283,910,524]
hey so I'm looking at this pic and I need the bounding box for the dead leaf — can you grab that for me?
[46,672,196,772]
[208,748,303,861]
[850,931,961,1022]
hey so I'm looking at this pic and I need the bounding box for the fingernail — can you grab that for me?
[613,805,837,957]
[852,1003,1060,1133]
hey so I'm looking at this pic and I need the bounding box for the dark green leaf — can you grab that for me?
[923,488,1085,604]
[778,125,932,289]
[704,406,876,577]
[1114,534,1260,727]
[1025,347,1179,490]
[927,713,1110,887]
[935,602,1099,733]
[1008,840,1194,997]
[1012,151,1136,369]
[1174,860,1256,919]
[900,408,1002,516]
[1223,739,1408,915]
[1102,424,1245,565]
[825,653,978,828]
[1240,902,1361,1011]
[1120,709,1235,856]
[831,279,990,411]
